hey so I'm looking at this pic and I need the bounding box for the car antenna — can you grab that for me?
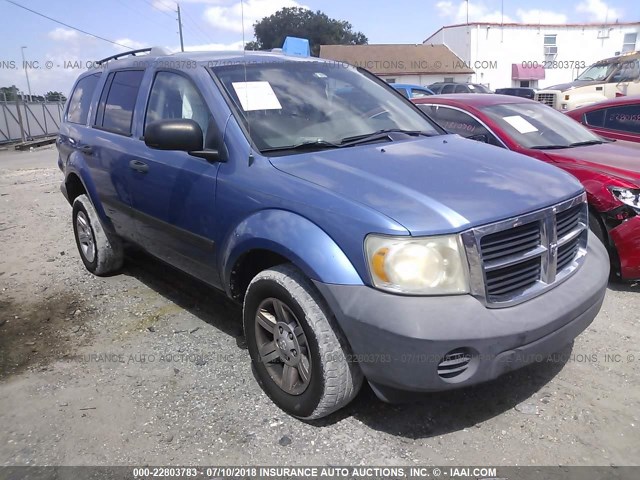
[240,0,254,166]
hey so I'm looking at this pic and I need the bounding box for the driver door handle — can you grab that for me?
[129,160,149,173]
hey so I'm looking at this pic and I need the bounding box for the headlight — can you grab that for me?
[365,234,469,295]
[609,187,640,212]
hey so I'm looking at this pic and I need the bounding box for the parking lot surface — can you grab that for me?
[1,147,639,466]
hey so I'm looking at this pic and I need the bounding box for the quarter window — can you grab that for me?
[66,73,101,125]
[418,105,502,147]
[584,109,605,127]
[96,70,144,135]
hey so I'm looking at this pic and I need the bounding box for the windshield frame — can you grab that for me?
[207,61,445,156]
[576,61,618,82]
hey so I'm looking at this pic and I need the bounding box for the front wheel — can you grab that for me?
[243,264,362,419]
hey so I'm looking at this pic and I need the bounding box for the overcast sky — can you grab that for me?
[1,0,638,95]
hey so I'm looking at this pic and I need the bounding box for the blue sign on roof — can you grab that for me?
[282,37,310,57]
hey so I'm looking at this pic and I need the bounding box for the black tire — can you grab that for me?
[590,211,623,281]
[243,264,363,419]
[72,194,123,275]
[589,211,607,247]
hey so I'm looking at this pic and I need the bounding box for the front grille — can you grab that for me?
[557,204,582,239]
[480,222,541,261]
[462,194,588,307]
[536,93,556,107]
[485,256,541,297]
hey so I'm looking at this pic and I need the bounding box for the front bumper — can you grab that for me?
[314,232,609,401]
[608,215,640,280]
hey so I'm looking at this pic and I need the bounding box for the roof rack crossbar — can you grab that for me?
[95,48,153,66]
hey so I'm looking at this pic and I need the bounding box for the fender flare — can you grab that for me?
[220,209,363,291]
[65,153,112,227]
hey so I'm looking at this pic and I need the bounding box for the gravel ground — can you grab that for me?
[0,147,639,466]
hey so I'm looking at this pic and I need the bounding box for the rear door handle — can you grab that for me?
[129,160,149,173]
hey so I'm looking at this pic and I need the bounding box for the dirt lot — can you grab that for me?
[1,146,639,466]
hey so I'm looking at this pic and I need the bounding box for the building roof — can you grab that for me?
[319,44,474,75]
[424,21,640,43]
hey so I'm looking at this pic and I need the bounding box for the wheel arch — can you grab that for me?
[221,209,363,301]
[64,164,112,229]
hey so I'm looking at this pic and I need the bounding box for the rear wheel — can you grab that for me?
[243,264,362,419]
[72,194,123,275]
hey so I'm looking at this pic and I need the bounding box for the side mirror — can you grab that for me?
[144,119,220,162]
[468,133,489,143]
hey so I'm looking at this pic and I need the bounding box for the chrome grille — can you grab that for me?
[462,194,588,307]
[535,93,556,108]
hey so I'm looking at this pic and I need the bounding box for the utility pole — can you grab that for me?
[177,3,184,52]
[20,46,33,102]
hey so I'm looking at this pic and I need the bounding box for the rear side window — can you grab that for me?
[454,84,468,93]
[95,70,144,135]
[411,88,431,98]
[66,73,101,125]
[603,105,640,134]
[441,84,455,94]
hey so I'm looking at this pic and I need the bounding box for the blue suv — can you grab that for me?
[57,47,609,419]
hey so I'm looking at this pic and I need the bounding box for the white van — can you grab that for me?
[535,51,640,111]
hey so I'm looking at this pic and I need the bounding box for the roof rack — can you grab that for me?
[95,47,168,65]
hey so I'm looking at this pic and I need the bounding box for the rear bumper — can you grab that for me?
[608,215,640,280]
[314,233,609,400]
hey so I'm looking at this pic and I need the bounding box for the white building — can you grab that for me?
[424,21,640,90]
[319,44,474,85]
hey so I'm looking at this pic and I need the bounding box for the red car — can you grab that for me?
[412,94,640,280]
[565,95,640,143]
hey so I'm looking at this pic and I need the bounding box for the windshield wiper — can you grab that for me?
[567,140,605,147]
[261,139,343,153]
[529,145,571,150]
[339,129,434,146]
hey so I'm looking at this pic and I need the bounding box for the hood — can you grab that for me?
[270,135,583,235]
[542,141,640,185]
[544,80,602,92]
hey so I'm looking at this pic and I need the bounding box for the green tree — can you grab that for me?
[0,85,19,102]
[246,7,368,56]
[45,91,66,102]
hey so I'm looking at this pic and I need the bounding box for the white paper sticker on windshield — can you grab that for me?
[232,81,282,111]
[503,115,538,134]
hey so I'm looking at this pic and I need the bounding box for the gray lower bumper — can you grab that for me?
[314,233,609,400]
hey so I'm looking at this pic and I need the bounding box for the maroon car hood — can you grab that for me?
[542,141,640,182]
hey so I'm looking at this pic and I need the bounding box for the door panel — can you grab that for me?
[129,70,222,285]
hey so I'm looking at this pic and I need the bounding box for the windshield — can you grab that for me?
[576,62,617,81]
[212,61,439,152]
[480,102,603,149]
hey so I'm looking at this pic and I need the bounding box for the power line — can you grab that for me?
[5,0,134,49]
[116,0,172,30]
[180,5,218,46]
[140,0,176,20]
